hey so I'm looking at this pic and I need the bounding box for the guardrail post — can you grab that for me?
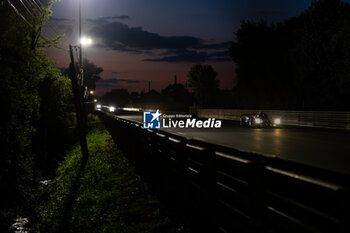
[204,146,219,230]
[170,136,188,220]
[340,188,350,233]
[248,161,266,232]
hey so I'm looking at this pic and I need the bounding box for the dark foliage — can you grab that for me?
[103,88,130,106]
[161,84,193,111]
[0,1,78,231]
[230,0,350,110]
[82,58,103,91]
[33,75,75,177]
[33,129,190,232]
[187,64,219,108]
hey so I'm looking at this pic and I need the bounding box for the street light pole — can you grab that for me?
[66,0,89,167]
[68,44,89,165]
[79,0,82,68]
[76,0,89,164]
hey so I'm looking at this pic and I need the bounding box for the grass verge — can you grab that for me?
[33,128,189,233]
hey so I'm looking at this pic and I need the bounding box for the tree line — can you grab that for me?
[101,64,223,111]
[230,0,350,110]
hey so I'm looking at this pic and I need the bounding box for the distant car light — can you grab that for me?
[254,118,262,124]
[96,104,101,110]
[274,118,281,125]
[109,106,116,112]
[122,107,142,112]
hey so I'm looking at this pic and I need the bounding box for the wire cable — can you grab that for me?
[30,0,77,47]
[19,0,32,14]
[8,0,35,28]
[16,0,72,49]
[34,0,76,47]
[33,0,44,8]
[7,0,69,52]
[29,0,43,13]
[44,20,76,45]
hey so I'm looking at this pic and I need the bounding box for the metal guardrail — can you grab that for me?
[98,111,350,233]
[197,109,350,130]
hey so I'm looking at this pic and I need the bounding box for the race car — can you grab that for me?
[240,112,281,128]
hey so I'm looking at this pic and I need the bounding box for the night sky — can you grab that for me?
[44,0,335,95]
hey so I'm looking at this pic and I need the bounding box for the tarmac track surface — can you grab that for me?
[115,114,350,175]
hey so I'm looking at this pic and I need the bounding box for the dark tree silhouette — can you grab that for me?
[102,89,130,107]
[82,59,103,91]
[161,84,192,111]
[230,0,350,110]
[187,64,219,107]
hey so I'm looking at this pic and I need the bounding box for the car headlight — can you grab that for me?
[254,118,262,124]
[274,118,281,125]
[109,106,116,112]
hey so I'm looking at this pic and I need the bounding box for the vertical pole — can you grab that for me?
[79,0,82,69]
[77,0,88,164]
[69,45,89,164]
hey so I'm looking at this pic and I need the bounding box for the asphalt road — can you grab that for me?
[112,113,350,175]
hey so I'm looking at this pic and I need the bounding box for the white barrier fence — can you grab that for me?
[197,109,350,130]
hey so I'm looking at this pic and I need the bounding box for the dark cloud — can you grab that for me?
[89,22,201,50]
[89,21,231,63]
[89,22,229,50]
[46,17,74,36]
[108,43,145,54]
[111,71,129,74]
[86,18,108,24]
[86,15,130,24]
[91,43,106,48]
[111,15,130,20]
[194,42,230,50]
[97,78,141,88]
[117,79,140,83]
[143,50,231,63]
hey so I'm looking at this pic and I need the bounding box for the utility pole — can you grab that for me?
[78,0,88,99]
[74,0,88,163]
[68,45,89,164]
[79,0,82,69]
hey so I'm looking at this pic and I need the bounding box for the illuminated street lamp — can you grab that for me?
[80,36,93,47]
[89,90,94,95]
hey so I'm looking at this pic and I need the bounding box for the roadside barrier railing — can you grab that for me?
[99,111,350,233]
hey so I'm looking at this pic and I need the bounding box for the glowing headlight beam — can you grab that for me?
[274,118,281,125]
[255,118,262,124]
[109,106,116,112]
